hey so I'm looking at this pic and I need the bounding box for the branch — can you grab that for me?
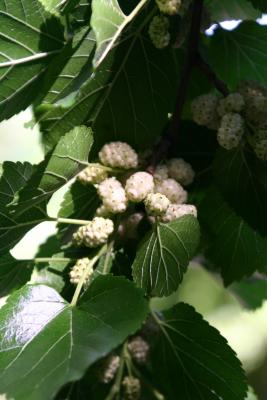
[196,54,229,96]
[147,0,204,172]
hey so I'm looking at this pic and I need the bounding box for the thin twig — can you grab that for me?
[196,54,229,96]
[147,0,204,171]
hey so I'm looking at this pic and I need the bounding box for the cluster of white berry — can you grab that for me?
[191,82,267,159]
[69,258,94,285]
[127,336,150,365]
[122,376,141,400]
[76,142,197,233]
[97,354,120,384]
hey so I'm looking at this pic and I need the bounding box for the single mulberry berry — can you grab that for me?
[145,192,170,216]
[99,142,138,169]
[98,355,120,384]
[167,158,195,186]
[160,203,197,222]
[191,93,220,129]
[122,376,141,400]
[125,172,154,202]
[217,112,244,150]
[128,336,150,365]
[253,129,267,161]
[73,217,114,248]
[77,165,108,185]
[155,178,187,203]
[69,258,94,285]
[154,164,169,181]
[217,93,245,117]
[156,0,181,15]
[148,15,170,49]
[98,177,128,214]
[238,81,267,127]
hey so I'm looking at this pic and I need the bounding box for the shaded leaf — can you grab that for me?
[0,253,33,297]
[232,278,267,310]
[0,126,93,255]
[249,0,267,12]
[0,0,65,120]
[91,0,148,68]
[132,216,200,297]
[205,0,260,21]
[213,148,267,235]
[151,303,248,399]
[38,23,179,151]
[209,22,267,90]
[0,276,148,399]
[199,188,267,284]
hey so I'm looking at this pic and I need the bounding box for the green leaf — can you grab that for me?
[205,0,260,21]
[0,162,34,207]
[209,22,267,90]
[91,0,148,68]
[132,216,200,297]
[0,0,65,120]
[232,279,267,310]
[151,303,248,399]
[58,180,99,242]
[0,253,32,297]
[0,276,148,400]
[38,0,63,15]
[213,148,267,235]
[249,0,267,12]
[0,126,93,255]
[38,24,179,151]
[199,189,267,284]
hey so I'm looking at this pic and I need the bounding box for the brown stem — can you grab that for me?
[147,0,204,172]
[196,54,229,96]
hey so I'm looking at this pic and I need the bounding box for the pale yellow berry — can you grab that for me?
[145,192,170,216]
[217,112,244,150]
[99,142,138,169]
[167,158,195,186]
[125,172,154,202]
[154,178,187,203]
[73,217,114,248]
[77,165,108,185]
[217,93,245,117]
[69,258,93,285]
[128,336,149,365]
[160,203,197,223]
[98,355,120,384]
[191,93,220,129]
[156,0,181,15]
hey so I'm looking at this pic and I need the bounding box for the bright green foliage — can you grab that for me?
[0,276,148,399]
[132,216,200,296]
[151,303,247,399]
[0,0,65,120]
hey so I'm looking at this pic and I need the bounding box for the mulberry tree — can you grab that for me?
[0,0,266,399]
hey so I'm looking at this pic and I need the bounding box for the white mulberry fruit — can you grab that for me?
[99,142,138,170]
[98,177,128,214]
[125,172,154,202]
[128,336,150,365]
[69,258,94,285]
[167,158,195,186]
[156,0,181,15]
[217,112,244,150]
[217,93,245,117]
[238,81,267,127]
[155,178,187,204]
[98,355,120,384]
[161,203,197,222]
[144,192,170,216]
[253,129,267,161]
[148,15,170,49]
[73,217,114,248]
[191,93,220,129]
[154,164,168,181]
[77,165,108,185]
[122,376,141,400]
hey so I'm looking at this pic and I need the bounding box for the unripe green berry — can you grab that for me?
[148,15,170,49]
[155,0,181,15]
